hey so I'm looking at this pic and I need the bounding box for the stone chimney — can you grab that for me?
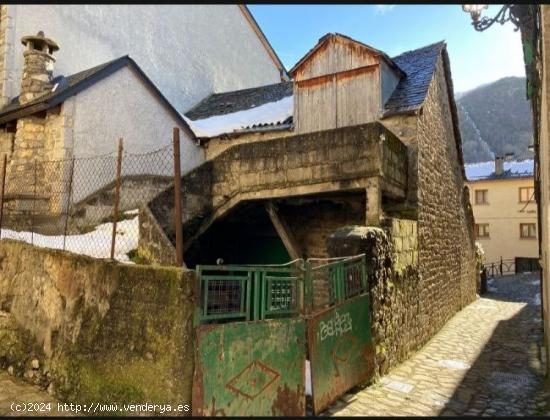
[495,156,504,176]
[19,31,59,105]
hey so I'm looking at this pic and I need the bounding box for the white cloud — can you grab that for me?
[374,5,396,14]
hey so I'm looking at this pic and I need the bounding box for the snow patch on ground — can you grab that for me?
[183,95,293,138]
[0,214,138,263]
[533,293,541,306]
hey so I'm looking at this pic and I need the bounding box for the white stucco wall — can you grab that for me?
[3,5,281,111]
[69,65,204,202]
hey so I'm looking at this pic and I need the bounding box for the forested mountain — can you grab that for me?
[456,76,534,163]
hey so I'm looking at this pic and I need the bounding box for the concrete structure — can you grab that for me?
[465,159,538,264]
[142,34,479,366]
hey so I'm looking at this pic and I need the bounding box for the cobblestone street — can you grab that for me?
[328,272,550,416]
[0,273,548,417]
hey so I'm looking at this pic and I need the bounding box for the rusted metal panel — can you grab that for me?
[192,318,306,416]
[307,293,375,414]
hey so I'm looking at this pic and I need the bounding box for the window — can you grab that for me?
[474,189,489,205]
[475,223,490,238]
[519,186,535,203]
[520,223,537,239]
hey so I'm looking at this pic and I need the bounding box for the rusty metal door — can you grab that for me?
[191,261,306,416]
[305,255,375,414]
[192,318,306,416]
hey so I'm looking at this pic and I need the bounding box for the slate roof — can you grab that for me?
[185,81,293,120]
[465,159,534,181]
[0,58,124,117]
[383,41,446,116]
[0,56,195,138]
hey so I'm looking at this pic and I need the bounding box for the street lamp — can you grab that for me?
[462,4,523,31]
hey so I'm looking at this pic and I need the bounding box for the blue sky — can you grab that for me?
[248,4,525,94]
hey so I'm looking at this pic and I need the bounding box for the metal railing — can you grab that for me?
[483,259,516,277]
[484,257,541,277]
[194,255,367,325]
[194,260,303,325]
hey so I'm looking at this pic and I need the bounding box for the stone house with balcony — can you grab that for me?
[141,33,478,365]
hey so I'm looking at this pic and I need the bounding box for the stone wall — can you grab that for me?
[143,122,405,265]
[380,114,418,206]
[327,221,422,375]
[281,196,365,259]
[0,240,195,413]
[415,53,478,340]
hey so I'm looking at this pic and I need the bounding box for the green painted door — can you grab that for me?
[307,292,375,414]
[192,318,306,416]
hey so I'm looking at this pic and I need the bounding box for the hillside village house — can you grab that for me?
[0,5,285,225]
[139,34,478,394]
[465,158,538,266]
[0,10,480,412]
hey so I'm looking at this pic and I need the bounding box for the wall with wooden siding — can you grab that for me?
[293,35,400,134]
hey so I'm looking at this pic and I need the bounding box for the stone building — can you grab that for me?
[0,5,286,227]
[142,33,478,363]
[518,4,550,374]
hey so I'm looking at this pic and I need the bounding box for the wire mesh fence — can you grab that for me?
[0,138,177,263]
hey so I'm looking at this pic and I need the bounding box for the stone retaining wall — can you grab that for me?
[327,219,455,376]
[0,240,195,414]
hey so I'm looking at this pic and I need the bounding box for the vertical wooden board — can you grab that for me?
[296,36,380,80]
[336,70,380,128]
[308,294,376,414]
[192,318,306,416]
[295,81,337,134]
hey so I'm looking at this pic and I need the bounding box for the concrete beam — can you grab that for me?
[366,177,382,226]
[265,201,302,260]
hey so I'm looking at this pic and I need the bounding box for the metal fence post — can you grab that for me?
[0,154,7,239]
[110,138,123,260]
[62,157,75,251]
[173,127,184,266]
[31,159,37,245]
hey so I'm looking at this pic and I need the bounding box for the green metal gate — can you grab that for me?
[192,261,306,416]
[191,256,374,416]
[304,255,375,414]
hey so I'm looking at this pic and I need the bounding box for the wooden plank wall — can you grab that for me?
[294,36,384,134]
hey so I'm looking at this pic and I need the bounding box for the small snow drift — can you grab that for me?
[0,211,139,262]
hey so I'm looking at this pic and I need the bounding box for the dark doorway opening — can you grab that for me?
[184,201,290,268]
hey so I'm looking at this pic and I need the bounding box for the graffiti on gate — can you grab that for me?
[318,310,353,341]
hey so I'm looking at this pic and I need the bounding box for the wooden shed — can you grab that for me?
[289,33,404,134]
